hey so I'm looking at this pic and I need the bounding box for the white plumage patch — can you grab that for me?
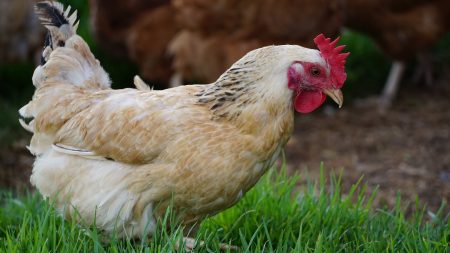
[31,150,157,238]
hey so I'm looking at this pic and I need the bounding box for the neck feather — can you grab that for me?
[195,64,294,139]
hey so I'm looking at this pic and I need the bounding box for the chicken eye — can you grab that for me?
[310,67,321,76]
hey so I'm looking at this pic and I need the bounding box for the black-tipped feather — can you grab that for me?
[40,32,52,64]
[44,32,52,48]
[35,2,69,27]
[40,52,47,65]
[35,1,79,65]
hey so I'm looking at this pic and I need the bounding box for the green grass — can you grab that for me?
[0,166,448,252]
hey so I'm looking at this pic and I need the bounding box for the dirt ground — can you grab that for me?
[1,85,449,214]
[286,85,450,214]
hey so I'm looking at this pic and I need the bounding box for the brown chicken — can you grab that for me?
[169,0,343,84]
[21,1,348,244]
[89,0,178,83]
[0,0,43,62]
[88,0,450,108]
[344,0,450,108]
[172,0,450,106]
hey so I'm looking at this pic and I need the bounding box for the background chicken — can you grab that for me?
[88,0,450,110]
[344,0,450,108]
[87,0,342,85]
[22,1,348,243]
[169,0,342,84]
[172,0,450,105]
[0,0,43,63]
[89,0,178,84]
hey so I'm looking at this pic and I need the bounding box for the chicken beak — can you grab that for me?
[323,88,344,108]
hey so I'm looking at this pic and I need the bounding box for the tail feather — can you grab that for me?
[35,1,79,32]
[35,1,79,63]
[36,2,69,28]
[20,1,111,155]
[32,0,110,89]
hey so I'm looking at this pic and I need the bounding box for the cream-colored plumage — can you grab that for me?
[22,1,334,238]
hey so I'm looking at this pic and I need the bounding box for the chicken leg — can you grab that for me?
[412,52,434,87]
[379,61,405,110]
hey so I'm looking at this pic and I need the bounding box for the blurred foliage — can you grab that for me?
[340,30,391,99]
[433,32,450,70]
[0,62,35,145]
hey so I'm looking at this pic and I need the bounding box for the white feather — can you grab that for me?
[31,150,156,238]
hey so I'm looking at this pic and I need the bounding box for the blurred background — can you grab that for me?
[0,0,449,213]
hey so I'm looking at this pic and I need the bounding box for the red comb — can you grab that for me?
[314,34,350,88]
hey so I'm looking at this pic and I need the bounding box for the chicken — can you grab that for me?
[172,0,450,107]
[125,4,179,84]
[89,0,168,54]
[0,0,43,63]
[170,0,343,84]
[344,0,450,108]
[89,0,178,84]
[21,1,349,241]
[169,31,266,85]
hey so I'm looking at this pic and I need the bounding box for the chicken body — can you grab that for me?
[28,81,291,237]
[26,47,292,237]
[22,2,346,238]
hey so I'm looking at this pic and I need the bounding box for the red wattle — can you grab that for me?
[294,91,326,113]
